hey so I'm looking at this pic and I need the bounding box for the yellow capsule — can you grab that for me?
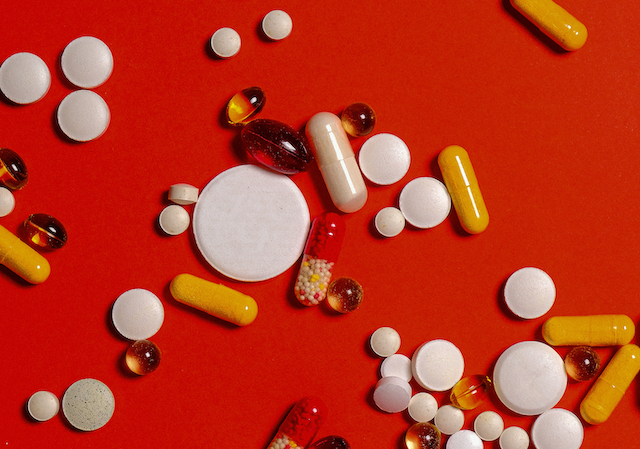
[170,273,258,326]
[437,145,489,234]
[510,0,587,51]
[542,315,635,346]
[0,224,50,284]
[580,344,640,425]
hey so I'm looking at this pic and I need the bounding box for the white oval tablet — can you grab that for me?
[411,339,464,391]
[373,376,412,413]
[434,405,464,435]
[27,391,59,422]
[446,430,483,449]
[159,204,190,236]
[374,206,405,238]
[0,52,51,104]
[380,353,412,382]
[262,10,293,41]
[169,183,199,205]
[62,378,114,431]
[474,410,504,441]
[358,133,411,185]
[493,341,567,415]
[504,267,556,319]
[0,186,15,217]
[531,409,583,449]
[57,90,110,142]
[193,165,309,282]
[370,326,401,357]
[399,177,451,229]
[499,426,530,449]
[112,288,164,340]
[61,36,113,88]
[211,27,241,58]
[408,392,438,422]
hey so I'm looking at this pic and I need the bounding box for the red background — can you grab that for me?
[2,1,639,447]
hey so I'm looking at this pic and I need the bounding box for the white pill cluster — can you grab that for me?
[158,183,199,236]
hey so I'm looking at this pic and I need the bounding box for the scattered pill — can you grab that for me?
[57,89,110,142]
[210,27,241,58]
[27,391,59,422]
[125,339,162,375]
[504,266,555,319]
[111,288,164,340]
[308,435,351,449]
[61,36,113,88]
[474,411,504,441]
[446,429,483,449]
[0,52,50,104]
[531,408,583,449]
[0,223,50,284]
[405,422,441,449]
[450,375,492,410]
[434,405,464,435]
[408,392,438,422]
[373,376,412,413]
[0,187,15,217]
[262,10,293,41]
[0,148,28,190]
[374,206,405,238]
[499,426,529,449]
[168,183,199,205]
[398,177,451,229]
[358,133,411,185]
[23,213,68,249]
[158,204,190,236]
[370,326,401,357]
[62,378,115,431]
[411,339,464,391]
[266,397,327,449]
[327,277,363,313]
[542,314,635,346]
[564,346,600,382]
[226,86,266,126]
[341,102,376,137]
[380,353,412,382]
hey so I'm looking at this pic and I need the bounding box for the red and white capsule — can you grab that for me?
[266,396,328,449]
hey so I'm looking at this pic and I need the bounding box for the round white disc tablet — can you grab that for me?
[493,341,567,415]
[373,376,412,413]
[112,288,164,340]
[408,392,438,422]
[446,430,483,449]
[210,27,241,58]
[57,90,110,142]
[380,353,412,382]
[499,426,530,449]
[62,379,114,431]
[504,267,556,319]
[61,36,113,88]
[434,405,464,435]
[474,411,504,441]
[27,391,59,422]
[370,327,401,357]
[159,204,190,236]
[374,206,405,238]
[0,187,15,217]
[169,183,199,205]
[531,409,583,449]
[411,339,464,391]
[0,52,51,104]
[399,177,451,229]
[193,165,309,282]
[262,10,293,41]
[358,133,411,185]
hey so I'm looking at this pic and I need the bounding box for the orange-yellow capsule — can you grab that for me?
[438,145,489,234]
[580,344,640,425]
[542,315,635,346]
[0,224,50,284]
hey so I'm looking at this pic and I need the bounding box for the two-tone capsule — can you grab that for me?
[0,224,50,284]
[266,396,328,449]
[542,315,635,346]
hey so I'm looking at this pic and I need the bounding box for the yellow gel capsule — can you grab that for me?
[438,145,489,234]
[580,344,640,425]
[542,315,635,346]
[510,0,588,51]
[170,273,258,326]
[0,224,50,284]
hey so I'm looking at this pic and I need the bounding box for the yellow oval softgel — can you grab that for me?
[0,224,50,284]
[580,344,640,425]
[542,315,635,346]
[510,0,587,51]
[170,273,258,326]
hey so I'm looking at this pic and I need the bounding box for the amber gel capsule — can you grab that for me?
[0,224,50,284]
[266,396,327,449]
[543,315,635,346]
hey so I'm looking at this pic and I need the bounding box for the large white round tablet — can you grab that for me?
[374,206,405,238]
[211,27,241,58]
[373,376,412,413]
[399,177,451,229]
[504,267,556,319]
[112,288,164,340]
[435,405,465,435]
[446,430,483,449]
[262,10,293,40]
[27,391,59,422]
[531,409,583,449]
[62,378,114,431]
[411,339,464,391]
[370,326,401,357]
[159,204,190,236]
[0,52,51,104]
[57,90,110,142]
[499,426,530,449]
[474,411,504,441]
[380,353,412,382]
[358,133,411,185]
[61,36,113,88]
[408,392,438,422]
[0,187,15,217]
[193,165,309,282]
[493,341,567,415]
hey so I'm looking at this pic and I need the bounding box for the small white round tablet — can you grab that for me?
[0,186,15,217]
[504,267,556,319]
[0,52,51,104]
[159,204,190,236]
[57,90,110,142]
[370,326,401,357]
[531,409,583,449]
[358,133,411,185]
[446,430,483,449]
[27,391,59,422]
[61,36,113,88]
[380,353,412,382]
[62,378,114,431]
[112,288,164,340]
[374,206,405,238]
[210,27,241,58]
[499,426,530,449]
[262,10,293,41]
[434,405,464,435]
[373,376,412,413]
[408,392,438,422]
[169,183,199,205]
[474,411,504,441]
[411,339,464,391]
[399,177,451,229]
[493,341,566,415]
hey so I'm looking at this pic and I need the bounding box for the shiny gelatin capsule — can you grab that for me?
[266,397,327,449]
[308,436,351,449]
[226,86,266,125]
[0,148,28,190]
[0,224,50,284]
[405,422,442,449]
[450,375,492,410]
[542,315,635,346]
[23,214,67,249]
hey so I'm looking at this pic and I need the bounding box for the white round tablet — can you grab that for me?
[169,183,199,205]
[112,288,164,340]
[504,267,556,319]
[531,409,583,449]
[159,204,190,236]
[374,206,405,238]
[0,186,15,217]
[380,353,412,382]
[411,339,464,391]
[399,177,451,229]
[27,391,59,422]
[408,392,438,422]
[370,326,401,357]
[434,405,464,435]
[262,10,293,41]
[57,90,110,142]
[358,133,411,185]
[0,52,51,104]
[499,426,530,449]
[62,378,114,431]
[493,341,567,415]
[211,27,241,58]
[193,165,309,282]
[446,430,483,449]
[474,410,504,441]
[61,36,113,88]
[373,376,412,413]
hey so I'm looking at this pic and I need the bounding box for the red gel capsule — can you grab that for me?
[309,436,351,449]
[266,397,328,449]
[295,212,345,306]
[241,119,314,174]
[0,148,28,190]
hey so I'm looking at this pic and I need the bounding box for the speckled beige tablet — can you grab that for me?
[62,378,115,431]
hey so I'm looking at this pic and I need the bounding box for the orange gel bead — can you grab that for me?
[405,422,442,449]
[23,214,68,249]
[226,86,265,125]
[564,346,600,382]
[341,102,376,137]
[450,375,492,410]
[126,340,162,375]
[327,277,363,313]
[0,148,28,190]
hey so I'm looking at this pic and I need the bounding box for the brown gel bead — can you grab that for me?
[327,277,363,313]
[125,340,162,375]
[0,148,28,190]
[341,102,376,137]
[565,346,601,381]
[23,214,67,249]
[405,422,442,449]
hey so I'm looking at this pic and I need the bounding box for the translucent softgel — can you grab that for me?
[226,86,266,125]
[125,339,162,375]
[23,214,68,249]
[0,148,28,190]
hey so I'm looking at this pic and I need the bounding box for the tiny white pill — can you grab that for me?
[62,378,114,431]
[380,353,412,382]
[531,408,583,449]
[504,267,556,319]
[399,177,451,229]
[0,52,51,104]
[57,90,110,142]
[112,288,164,340]
[0,187,15,217]
[499,426,530,449]
[434,405,464,435]
[358,133,411,185]
[446,429,483,449]
[159,204,190,236]
[411,339,464,391]
[474,410,504,441]
[211,27,241,58]
[374,206,405,238]
[370,326,401,357]
[262,10,293,41]
[408,392,438,422]
[373,376,412,413]
[61,36,113,88]
[27,391,59,422]
[168,183,199,205]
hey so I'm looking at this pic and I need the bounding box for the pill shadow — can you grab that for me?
[501,0,568,55]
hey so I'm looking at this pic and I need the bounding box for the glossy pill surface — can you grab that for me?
[341,102,376,137]
[0,224,50,284]
[210,27,241,58]
[450,375,492,410]
[0,148,28,190]
[405,422,442,449]
[542,314,635,346]
[0,187,15,217]
[61,36,113,88]
[23,214,68,249]
[226,86,266,125]
[27,391,59,422]
[125,339,162,375]
[327,277,363,313]
[0,52,51,104]
[564,346,600,381]
[266,396,327,449]
[308,435,350,449]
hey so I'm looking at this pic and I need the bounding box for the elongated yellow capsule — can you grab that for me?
[542,315,635,346]
[0,224,50,284]
[580,344,640,425]
[170,273,258,326]
[438,145,489,234]
[510,0,587,51]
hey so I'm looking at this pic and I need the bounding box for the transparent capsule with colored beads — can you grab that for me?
[450,375,492,410]
[0,148,28,190]
[226,86,266,125]
[266,396,328,449]
[295,212,345,306]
